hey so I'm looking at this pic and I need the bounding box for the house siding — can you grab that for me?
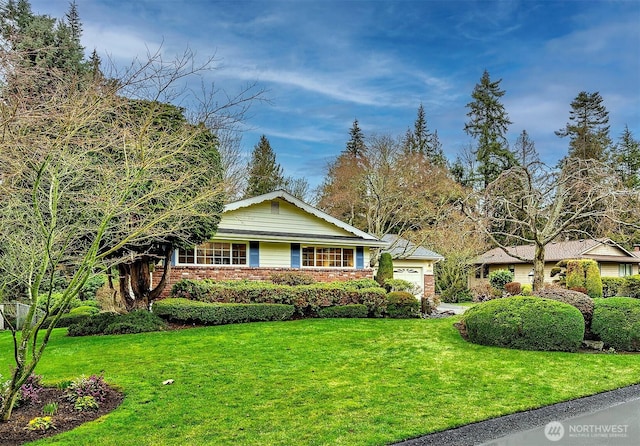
[259,242,290,267]
[219,199,355,238]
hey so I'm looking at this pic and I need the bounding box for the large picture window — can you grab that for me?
[302,246,354,268]
[178,242,247,265]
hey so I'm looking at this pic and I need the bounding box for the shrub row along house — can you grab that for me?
[470,238,640,288]
[153,190,442,299]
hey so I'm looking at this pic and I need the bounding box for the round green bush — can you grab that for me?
[591,298,640,351]
[385,291,420,318]
[488,269,514,291]
[69,305,100,316]
[460,296,585,352]
[534,287,594,329]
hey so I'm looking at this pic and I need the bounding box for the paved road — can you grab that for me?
[393,384,640,446]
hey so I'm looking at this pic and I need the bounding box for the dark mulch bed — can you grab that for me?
[0,386,123,446]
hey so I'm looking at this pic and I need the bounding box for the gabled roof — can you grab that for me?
[478,238,640,265]
[382,234,444,261]
[223,190,387,246]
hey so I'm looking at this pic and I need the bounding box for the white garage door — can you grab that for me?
[393,267,423,297]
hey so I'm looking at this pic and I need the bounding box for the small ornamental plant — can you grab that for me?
[64,374,109,404]
[19,374,44,406]
[42,402,59,416]
[26,416,56,432]
[74,395,99,411]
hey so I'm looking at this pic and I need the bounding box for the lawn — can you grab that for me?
[2,317,639,445]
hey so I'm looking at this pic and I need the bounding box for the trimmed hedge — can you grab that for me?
[534,287,594,329]
[566,259,603,299]
[317,305,368,318]
[152,298,295,325]
[591,298,640,351]
[67,310,167,337]
[602,277,625,298]
[41,312,92,329]
[459,296,584,352]
[622,275,640,299]
[385,291,420,318]
[170,279,387,317]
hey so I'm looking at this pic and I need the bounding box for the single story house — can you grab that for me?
[380,234,444,298]
[470,238,640,287]
[154,190,389,294]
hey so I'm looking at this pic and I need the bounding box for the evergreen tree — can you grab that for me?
[244,135,284,198]
[345,118,366,158]
[403,104,446,166]
[464,70,516,187]
[556,91,611,161]
[610,125,640,190]
[403,103,431,155]
[513,130,540,168]
[429,129,447,167]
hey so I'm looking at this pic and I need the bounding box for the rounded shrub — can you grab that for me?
[534,287,594,330]
[591,298,640,351]
[460,296,585,352]
[385,291,420,318]
[488,270,514,291]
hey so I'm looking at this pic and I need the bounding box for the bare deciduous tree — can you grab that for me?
[0,45,252,420]
[463,158,633,291]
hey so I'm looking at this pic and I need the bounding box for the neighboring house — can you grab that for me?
[154,190,388,294]
[470,238,640,287]
[380,234,444,298]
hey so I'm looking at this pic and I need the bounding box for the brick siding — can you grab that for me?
[153,266,374,298]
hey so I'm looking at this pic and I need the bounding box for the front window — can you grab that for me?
[178,242,247,265]
[619,263,633,277]
[302,246,354,268]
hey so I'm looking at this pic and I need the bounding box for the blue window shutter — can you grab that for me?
[356,246,364,269]
[171,249,178,266]
[291,243,301,268]
[249,241,260,267]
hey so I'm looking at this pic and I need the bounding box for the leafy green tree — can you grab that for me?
[464,70,517,188]
[244,135,284,198]
[556,91,611,161]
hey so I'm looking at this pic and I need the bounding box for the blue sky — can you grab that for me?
[31,0,640,189]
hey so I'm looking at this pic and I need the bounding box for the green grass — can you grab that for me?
[2,318,639,445]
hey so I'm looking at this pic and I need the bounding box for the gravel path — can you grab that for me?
[391,383,640,446]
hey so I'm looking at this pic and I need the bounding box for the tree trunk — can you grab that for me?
[119,248,172,312]
[533,243,546,292]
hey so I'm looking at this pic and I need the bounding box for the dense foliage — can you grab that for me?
[375,253,394,287]
[152,298,295,325]
[459,296,584,352]
[385,292,420,318]
[170,279,387,317]
[565,259,603,298]
[534,287,595,330]
[488,269,514,291]
[66,311,167,337]
[591,298,640,351]
[621,275,640,299]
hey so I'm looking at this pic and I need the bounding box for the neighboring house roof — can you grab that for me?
[219,190,388,247]
[382,234,444,261]
[478,238,640,265]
